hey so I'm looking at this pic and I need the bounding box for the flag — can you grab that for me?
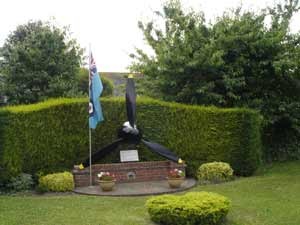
[89,52,104,129]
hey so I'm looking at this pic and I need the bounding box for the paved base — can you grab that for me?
[74,178,196,196]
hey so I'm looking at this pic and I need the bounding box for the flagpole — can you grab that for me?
[89,128,92,186]
[88,43,92,186]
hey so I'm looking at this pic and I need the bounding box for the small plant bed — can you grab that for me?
[167,168,185,188]
[98,172,116,191]
[146,192,231,225]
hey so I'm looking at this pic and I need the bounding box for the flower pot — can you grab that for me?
[99,180,116,191]
[167,177,184,188]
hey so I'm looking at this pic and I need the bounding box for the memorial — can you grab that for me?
[73,75,187,191]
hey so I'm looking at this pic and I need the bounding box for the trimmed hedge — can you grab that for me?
[146,192,231,225]
[0,97,262,178]
[38,171,74,192]
[197,162,234,184]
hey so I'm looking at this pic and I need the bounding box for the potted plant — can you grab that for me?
[98,172,116,191]
[167,169,185,188]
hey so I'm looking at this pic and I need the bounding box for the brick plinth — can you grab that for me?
[73,161,186,187]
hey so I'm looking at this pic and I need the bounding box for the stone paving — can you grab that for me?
[74,178,196,196]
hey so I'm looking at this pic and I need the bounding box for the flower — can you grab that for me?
[79,164,84,170]
[168,168,185,179]
[97,172,115,181]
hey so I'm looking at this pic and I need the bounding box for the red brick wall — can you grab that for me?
[73,161,186,187]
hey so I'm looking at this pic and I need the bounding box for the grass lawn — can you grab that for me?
[0,161,299,225]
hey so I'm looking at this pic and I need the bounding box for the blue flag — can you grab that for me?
[89,52,104,129]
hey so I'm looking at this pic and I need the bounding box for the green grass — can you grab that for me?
[0,161,299,225]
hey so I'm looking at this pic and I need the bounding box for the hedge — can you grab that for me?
[146,192,231,225]
[0,97,262,178]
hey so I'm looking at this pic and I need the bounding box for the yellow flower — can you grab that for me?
[178,158,184,164]
[79,164,84,170]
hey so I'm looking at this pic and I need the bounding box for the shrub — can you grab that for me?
[0,97,261,178]
[146,192,231,225]
[38,171,74,192]
[197,162,234,184]
[6,173,34,192]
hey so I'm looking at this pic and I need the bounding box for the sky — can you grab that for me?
[0,0,299,72]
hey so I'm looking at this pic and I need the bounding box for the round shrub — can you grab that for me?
[197,162,234,184]
[146,192,230,225]
[38,171,74,192]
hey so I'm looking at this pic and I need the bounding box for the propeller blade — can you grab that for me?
[83,138,124,167]
[126,75,136,127]
[142,139,179,163]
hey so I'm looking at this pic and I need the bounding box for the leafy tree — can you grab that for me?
[130,0,300,160]
[0,20,83,104]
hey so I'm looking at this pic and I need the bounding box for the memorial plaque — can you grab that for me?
[120,150,139,162]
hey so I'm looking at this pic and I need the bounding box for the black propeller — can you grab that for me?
[83,138,124,167]
[142,139,179,162]
[125,75,136,127]
[83,74,182,167]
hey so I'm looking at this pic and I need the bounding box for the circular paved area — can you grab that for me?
[74,178,196,196]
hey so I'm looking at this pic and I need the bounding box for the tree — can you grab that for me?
[130,0,300,160]
[0,20,83,104]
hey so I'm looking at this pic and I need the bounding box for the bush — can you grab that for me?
[38,171,74,192]
[146,192,231,225]
[0,97,261,179]
[6,173,34,192]
[197,162,234,184]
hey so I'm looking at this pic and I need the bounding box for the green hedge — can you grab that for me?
[0,97,262,178]
[146,192,231,225]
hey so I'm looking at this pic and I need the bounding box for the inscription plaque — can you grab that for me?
[120,150,139,162]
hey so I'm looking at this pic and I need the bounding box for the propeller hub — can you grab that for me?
[122,121,139,135]
[118,121,142,143]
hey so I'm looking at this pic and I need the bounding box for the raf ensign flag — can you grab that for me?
[89,52,104,129]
